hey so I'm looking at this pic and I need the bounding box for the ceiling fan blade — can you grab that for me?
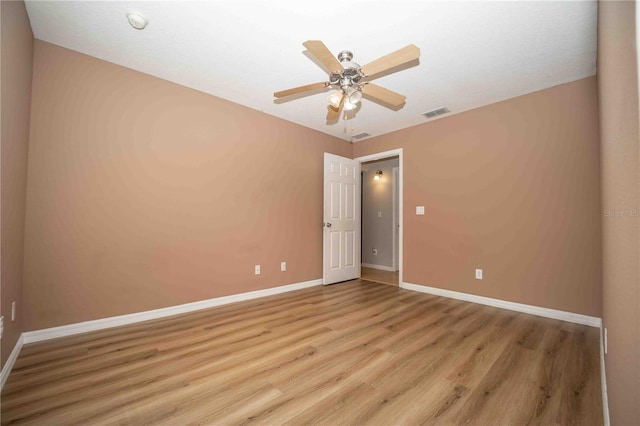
[326,95,345,124]
[274,82,328,98]
[303,40,343,74]
[362,83,406,107]
[360,44,420,78]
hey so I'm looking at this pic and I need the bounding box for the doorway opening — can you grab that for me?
[356,149,403,287]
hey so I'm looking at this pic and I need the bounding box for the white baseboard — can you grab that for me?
[600,326,610,426]
[1,334,24,391]
[401,282,601,327]
[23,278,322,345]
[361,263,395,272]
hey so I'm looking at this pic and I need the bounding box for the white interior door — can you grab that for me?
[323,153,361,285]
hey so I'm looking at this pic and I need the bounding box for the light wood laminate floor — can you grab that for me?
[2,280,602,425]
[361,267,399,286]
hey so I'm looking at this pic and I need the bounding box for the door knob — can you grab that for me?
[325,223,332,228]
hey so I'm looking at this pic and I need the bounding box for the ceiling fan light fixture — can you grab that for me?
[347,88,362,105]
[343,100,357,111]
[327,90,343,108]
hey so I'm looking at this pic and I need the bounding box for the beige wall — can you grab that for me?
[22,41,350,331]
[1,1,33,367]
[598,1,640,424]
[362,157,399,268]
[354,77,602,317]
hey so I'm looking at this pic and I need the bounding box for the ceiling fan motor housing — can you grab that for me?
[336,50,363,91]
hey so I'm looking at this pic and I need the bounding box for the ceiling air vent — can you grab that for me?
[351,132,371,140]
[422,107,451,119]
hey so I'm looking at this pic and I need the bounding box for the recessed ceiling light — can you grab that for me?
[126,12,147,30]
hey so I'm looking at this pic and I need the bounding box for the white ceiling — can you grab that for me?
[25,1,597,142]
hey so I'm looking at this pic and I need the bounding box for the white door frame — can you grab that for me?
[392,166,399,272]
[355,148,403,286]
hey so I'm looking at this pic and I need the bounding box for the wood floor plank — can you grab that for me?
[1,280,603,425]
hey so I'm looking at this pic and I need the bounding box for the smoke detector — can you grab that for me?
[126,12,148,30]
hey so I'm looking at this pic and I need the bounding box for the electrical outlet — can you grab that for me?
[378,211,382,218]
[0,316,4,339]
[281,261,286,272]
[372,248,378,256]
[254,265,261,275]
[604,328,608,354]
[475,269,483,280]
[11,301,16,322]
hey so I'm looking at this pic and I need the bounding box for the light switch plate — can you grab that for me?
[378,211,382,218]
[416,206,425,215]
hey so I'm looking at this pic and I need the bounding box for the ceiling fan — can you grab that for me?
[274,40,421,124]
